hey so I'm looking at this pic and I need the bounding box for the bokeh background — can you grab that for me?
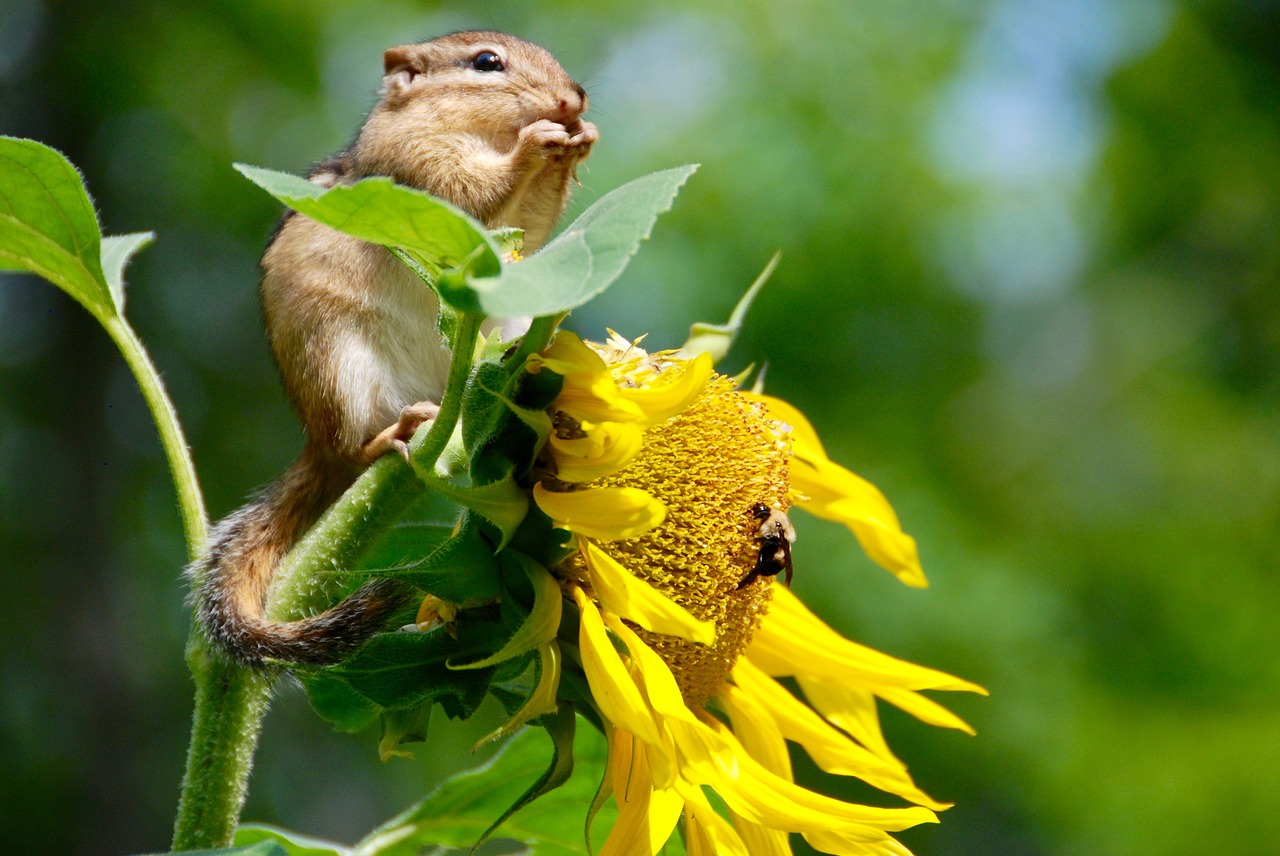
[3,0,1278,853]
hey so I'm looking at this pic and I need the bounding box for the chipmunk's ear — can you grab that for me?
[382,45,426,97]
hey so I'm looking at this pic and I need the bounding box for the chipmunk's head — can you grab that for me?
[375,31,588,138]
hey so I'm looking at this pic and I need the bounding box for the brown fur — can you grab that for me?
[191,31,596,665]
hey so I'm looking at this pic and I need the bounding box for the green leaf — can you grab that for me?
[455,165,699,318]
[233,164,500,277]
[100,231,154,312]
[450,553,562,670]
[353,717,612,856]
[0,136,112,315]
[234,826,348,856]
[678,250,780,362]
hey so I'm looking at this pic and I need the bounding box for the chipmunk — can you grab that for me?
[193,31,597,666]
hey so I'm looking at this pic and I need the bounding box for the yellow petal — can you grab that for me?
[802,828,919,856]
[730,814,793,856]
[601,728,683,856]
[743,392,827,456]
[747,392,928,587]
[716,683,793,780]
[616,352,714,425]
[583,538,716,645]
[550,422,645,482]
[877,686,977,735]
[750,586,987,694]
[681,784,751,856]
[534,484,666,540]
[731,659,950,810]
[606,614,705,725]
[572,587,663,747]
[791,455,926,588]
[793,677,899,765]
[670,715,937,834]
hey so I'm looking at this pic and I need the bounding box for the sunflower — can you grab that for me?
[525,332,985,856]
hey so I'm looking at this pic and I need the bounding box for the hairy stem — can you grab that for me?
[172,636,273,850]
[101,313,208,558]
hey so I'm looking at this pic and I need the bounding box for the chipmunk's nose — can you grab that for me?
[551,85,587,124]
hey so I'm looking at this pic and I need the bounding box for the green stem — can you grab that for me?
[504,314,561,378]
[172,636,273,850]
[100,313,208,559]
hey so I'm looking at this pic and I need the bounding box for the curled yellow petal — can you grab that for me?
[550,421,645,483]
[533,332,648,424]
[616,352,715,426]
[583,538,716,645]
[473,642,561,750]
[533,483,666,540]
[573,587,663,747]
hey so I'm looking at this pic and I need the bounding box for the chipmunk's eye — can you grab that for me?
[471,51,504,72]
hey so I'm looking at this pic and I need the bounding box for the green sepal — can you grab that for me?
[473,704,577,852]
[455,165,699,318]
[511,355,565,408]
[233,165,501,283]
[463,358,555,486]
[300,671,380,734]
[232,826,345,856]
[475,642,561,750]
[678,250,780,362]
[329,616,503,712]
[508,502,576,568]
[351,517,502,605]
[378,702,432,762]
[416,472,529,550]
[449,552,561,670]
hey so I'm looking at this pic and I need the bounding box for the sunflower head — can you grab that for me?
[540,341,791,707]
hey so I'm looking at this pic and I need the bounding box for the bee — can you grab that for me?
[738,503,796,589]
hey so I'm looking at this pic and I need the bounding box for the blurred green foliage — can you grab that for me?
[2,0,1277,854]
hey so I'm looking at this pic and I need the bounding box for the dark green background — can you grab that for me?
[2,0,1277,853]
